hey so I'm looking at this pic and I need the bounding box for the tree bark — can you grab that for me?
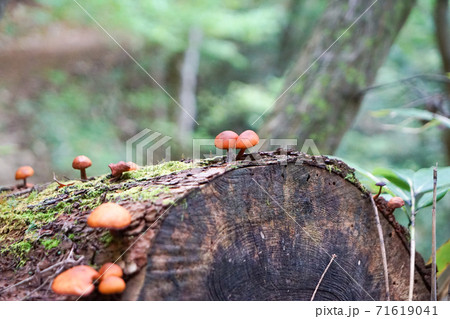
[0,153,430,300]
[259,0,416,155]
[177,27,202,147]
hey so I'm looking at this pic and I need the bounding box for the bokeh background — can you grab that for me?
[0,0,449,258]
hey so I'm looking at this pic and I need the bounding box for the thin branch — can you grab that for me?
[409,186,417,301]
[20,270,56,301]
[360,74,450,94]
[370,196,390,301]
[431,163,438,301]
[311,254,337,301]
[0,246,82,295]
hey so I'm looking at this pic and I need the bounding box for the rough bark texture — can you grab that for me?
[259,0,416,154]
[0,152,430,300]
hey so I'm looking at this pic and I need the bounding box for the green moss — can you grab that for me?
[326,164,342,174]
[0,161,198,266]
[162,198,175,206]
[1,241,32,267]
[40,238,60,250]
[126,161,194,180]
[100,232,114,247]
[344,173,357,183]
[106,185,171,202]
[68,233,75,241]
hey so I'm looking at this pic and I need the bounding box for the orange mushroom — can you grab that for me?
[15,166,34,188]
[387,197,405,210]
[215,131,238,162]
[236,130,259,160]
[72,155,92,180]
[51,265,99,296]
[127,162,138,171]
[87,203,132,230]
[98,263,123,280]
[108,161,134,178]
[98,276,126,295]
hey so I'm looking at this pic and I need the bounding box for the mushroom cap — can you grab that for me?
[15,166,34,180]
[108,161,131,177]
[87,203,132,230]
[236,130,259,149]
[98,276,126,295]
[387,197,405,210]
[375,181,386,187]
[127,162,138,171]
[214,131,238,149]
[72,155,92,170]
[98,263,123,280]
[51,265,99,296]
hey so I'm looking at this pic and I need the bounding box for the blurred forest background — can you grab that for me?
[0,0,449,258]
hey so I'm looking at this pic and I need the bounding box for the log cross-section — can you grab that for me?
[0,152,430,301]
[132,157,429,300]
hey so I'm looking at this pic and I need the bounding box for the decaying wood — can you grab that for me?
[0,152,430,300]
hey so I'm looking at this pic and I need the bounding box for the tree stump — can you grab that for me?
[0,152,430,300]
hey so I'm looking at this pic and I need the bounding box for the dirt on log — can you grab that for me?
[0,151,430,300]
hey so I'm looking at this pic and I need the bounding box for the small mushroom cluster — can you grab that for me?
[97,263,126,295]
[51,262,126,297]
[51,202,131,297]
[372,181,405,215]
[12,154,140,189]
[215,129,259,162]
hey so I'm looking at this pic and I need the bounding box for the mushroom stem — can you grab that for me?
[80,168,87,181]
[22,178,27,188]
[373,185,384,200]
[236,148,246,160]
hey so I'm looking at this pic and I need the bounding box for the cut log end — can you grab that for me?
[133,158,430,301]
[0,153,431,301]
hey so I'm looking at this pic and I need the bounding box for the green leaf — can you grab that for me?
[373,167,413,191]
[416,189,448,210]
[413,167,450,195]
[382,181,411,202]
[436,240,450,275]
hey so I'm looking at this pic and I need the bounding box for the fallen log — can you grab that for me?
[0,152,430,300]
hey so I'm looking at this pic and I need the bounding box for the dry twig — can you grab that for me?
[0,246,83,296]
[370,196,390,301]
[409,186,417,301]
[311,254,337,301]
[431,163,438,301]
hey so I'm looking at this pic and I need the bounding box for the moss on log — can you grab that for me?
[0,152,430,300]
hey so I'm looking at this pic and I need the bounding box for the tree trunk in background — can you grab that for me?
[276,0,306,75]
[0,0,8,18]
[259,0,416,155]
[434,0,450,163]
[177,27,202,148]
